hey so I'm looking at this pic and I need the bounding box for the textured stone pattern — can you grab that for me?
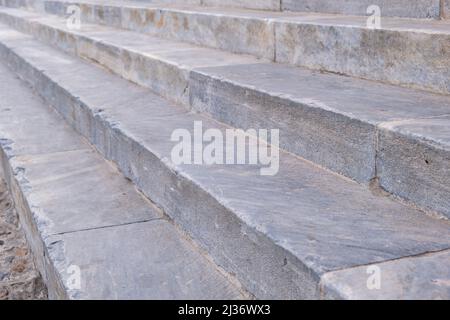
[0,180,47,300]
[445,0,450,18]
[378,118,450,217]
[97,5,275,60]
[321,250,450,299]
[15,0,450,95]
[274,20,450,95]
[0,59,246,299]
[0,4,448,219]
[0,0,449,300]
[202,0,280,10]
[137,0,446,17]
[0,6,448,219]
[282,0,442,18]
[1,28,449,299]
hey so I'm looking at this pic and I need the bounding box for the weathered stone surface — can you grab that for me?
[190,63,450,184]
[1,0,450,93]
[274,16,450,95]
[282,0,442,18]
[48,220,244,299]
[120,6,275,60]
[0,60,246,299]
[321,249,450,299]
[4,7,450,181]
[4,0,447,18]
[2,0,448,93]
[378,116,450,218]
[11,150,163,234]
[203,0,280,11]
[44,0,276,59]
[447,0,450,18]
[0,7,259,105]
[0,65,88,156]
[0,179,47,300]
[0,7,449,217]
[1,27,449,299]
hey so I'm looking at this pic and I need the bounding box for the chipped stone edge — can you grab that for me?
[0,140,73,299]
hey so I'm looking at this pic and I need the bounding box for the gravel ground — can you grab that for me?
[0,179,47,300]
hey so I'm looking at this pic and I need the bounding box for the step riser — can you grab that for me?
[0,38,321,299]
[1,10,448,218]
[0,143,68,299]
[2,0,449,95]
[189,71,377,182]
[378,125,450,218]
[275,22,450,95]
[47,1,276,60]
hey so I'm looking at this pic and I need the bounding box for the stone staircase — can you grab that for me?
[0,0,449,299]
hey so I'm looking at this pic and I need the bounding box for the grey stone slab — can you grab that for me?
[321,249,450,299]
[191,62,450,183]
[0,63,88,157]
[378,116,450,218]
[39,0,276,59]
[1,7,449,183]
[14,0,446,18]
[273,12,450,32]
[0,56,161,235]
[0,57,245,299]
[4,0,448,94]
[282,0,442,18]
[0,8,261,105]
[2,28,449,299]
[1,10,449,217]
[47,220,245,299]
[10,149,162,235]
[119,6,275,60]
[273,18,450,95]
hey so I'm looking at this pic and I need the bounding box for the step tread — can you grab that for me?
[1,24,449,289]
[0,60,245,299]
